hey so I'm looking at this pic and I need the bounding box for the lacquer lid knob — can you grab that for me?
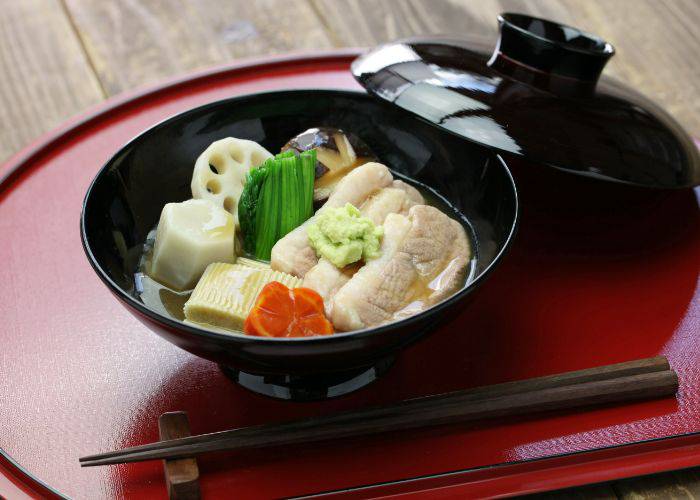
[489,13,614,91]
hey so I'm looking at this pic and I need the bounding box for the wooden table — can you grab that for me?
[1,1,698,498]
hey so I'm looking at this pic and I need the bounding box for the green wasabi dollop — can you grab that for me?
[307,203,383,268]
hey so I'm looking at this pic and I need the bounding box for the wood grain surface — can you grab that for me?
[310,0,700,139]
[615,468,700,499]
[0,0,104,162]
[63,0,334,95]
[1,0,698,497]
[158,412,200,500]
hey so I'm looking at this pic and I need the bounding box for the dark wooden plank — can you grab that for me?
[529,482,618,499]
[63,0,334,95]
[159,412,200,500]
[530,468,700,498]
[310,0,700,137]
[0,0,104,163]
[670,468,700,497]
[614,469,700,499]
[531,468,700,499]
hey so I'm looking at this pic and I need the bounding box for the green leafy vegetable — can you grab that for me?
[255,159,280,259]
[238,164,269,255]
[238,149,316,260]
[299,149,316,220]
[275,150,296,160]
[278,155,298,237]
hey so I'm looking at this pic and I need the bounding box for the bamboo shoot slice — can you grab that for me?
[184,263,302,332]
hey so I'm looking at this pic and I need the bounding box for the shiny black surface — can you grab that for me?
[351,16,700,189]
[495,13,614,83]
[219,355,395,401]
[81,89,518,398]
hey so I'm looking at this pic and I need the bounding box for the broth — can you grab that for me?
[135,177,477,331]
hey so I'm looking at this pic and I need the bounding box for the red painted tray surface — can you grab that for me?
[0,52,699,499]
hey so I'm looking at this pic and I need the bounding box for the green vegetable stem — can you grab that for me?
[238,149,316,260]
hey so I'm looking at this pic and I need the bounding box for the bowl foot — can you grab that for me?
[219,356,395,401]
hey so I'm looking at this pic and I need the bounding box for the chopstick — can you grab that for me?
[80,356,676,467]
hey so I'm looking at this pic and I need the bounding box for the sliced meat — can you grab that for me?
[392,179,424,206]
[301,180,425,307]
[270,162,392,277]
[321,162,393,211]
[329,214,413,330]
[330,205,470,331]
[301,259,359,316]
[360,183,424,225]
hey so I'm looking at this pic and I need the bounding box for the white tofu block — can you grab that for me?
[149,199,235,290]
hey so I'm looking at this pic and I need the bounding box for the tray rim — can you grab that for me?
[0,49,362,189]
[1,49,698,498]
[0,448,66,499]
[0,49,362,500]
[314,431,700,498]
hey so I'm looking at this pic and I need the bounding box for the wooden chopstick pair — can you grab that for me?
[79,356,677,467]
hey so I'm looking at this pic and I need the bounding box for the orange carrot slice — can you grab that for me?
[244,282,334,338]
[244,281,294,337]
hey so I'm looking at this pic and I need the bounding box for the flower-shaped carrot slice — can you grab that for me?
[292,288,334,336]
[244,281,294,337]
[244,282,334,337]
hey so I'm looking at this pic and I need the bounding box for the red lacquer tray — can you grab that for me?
[1,51,699,499]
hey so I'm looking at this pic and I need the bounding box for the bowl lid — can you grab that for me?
[351,13,700,189]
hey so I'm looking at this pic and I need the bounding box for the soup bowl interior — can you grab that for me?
[81,89,518,399]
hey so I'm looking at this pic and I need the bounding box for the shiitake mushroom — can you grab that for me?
[281,127,376,203]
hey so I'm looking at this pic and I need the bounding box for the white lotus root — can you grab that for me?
[191,138,272,225]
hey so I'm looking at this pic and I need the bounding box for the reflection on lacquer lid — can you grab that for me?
[352,14,700,189]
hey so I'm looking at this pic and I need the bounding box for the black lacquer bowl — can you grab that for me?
[81,89,518,400]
